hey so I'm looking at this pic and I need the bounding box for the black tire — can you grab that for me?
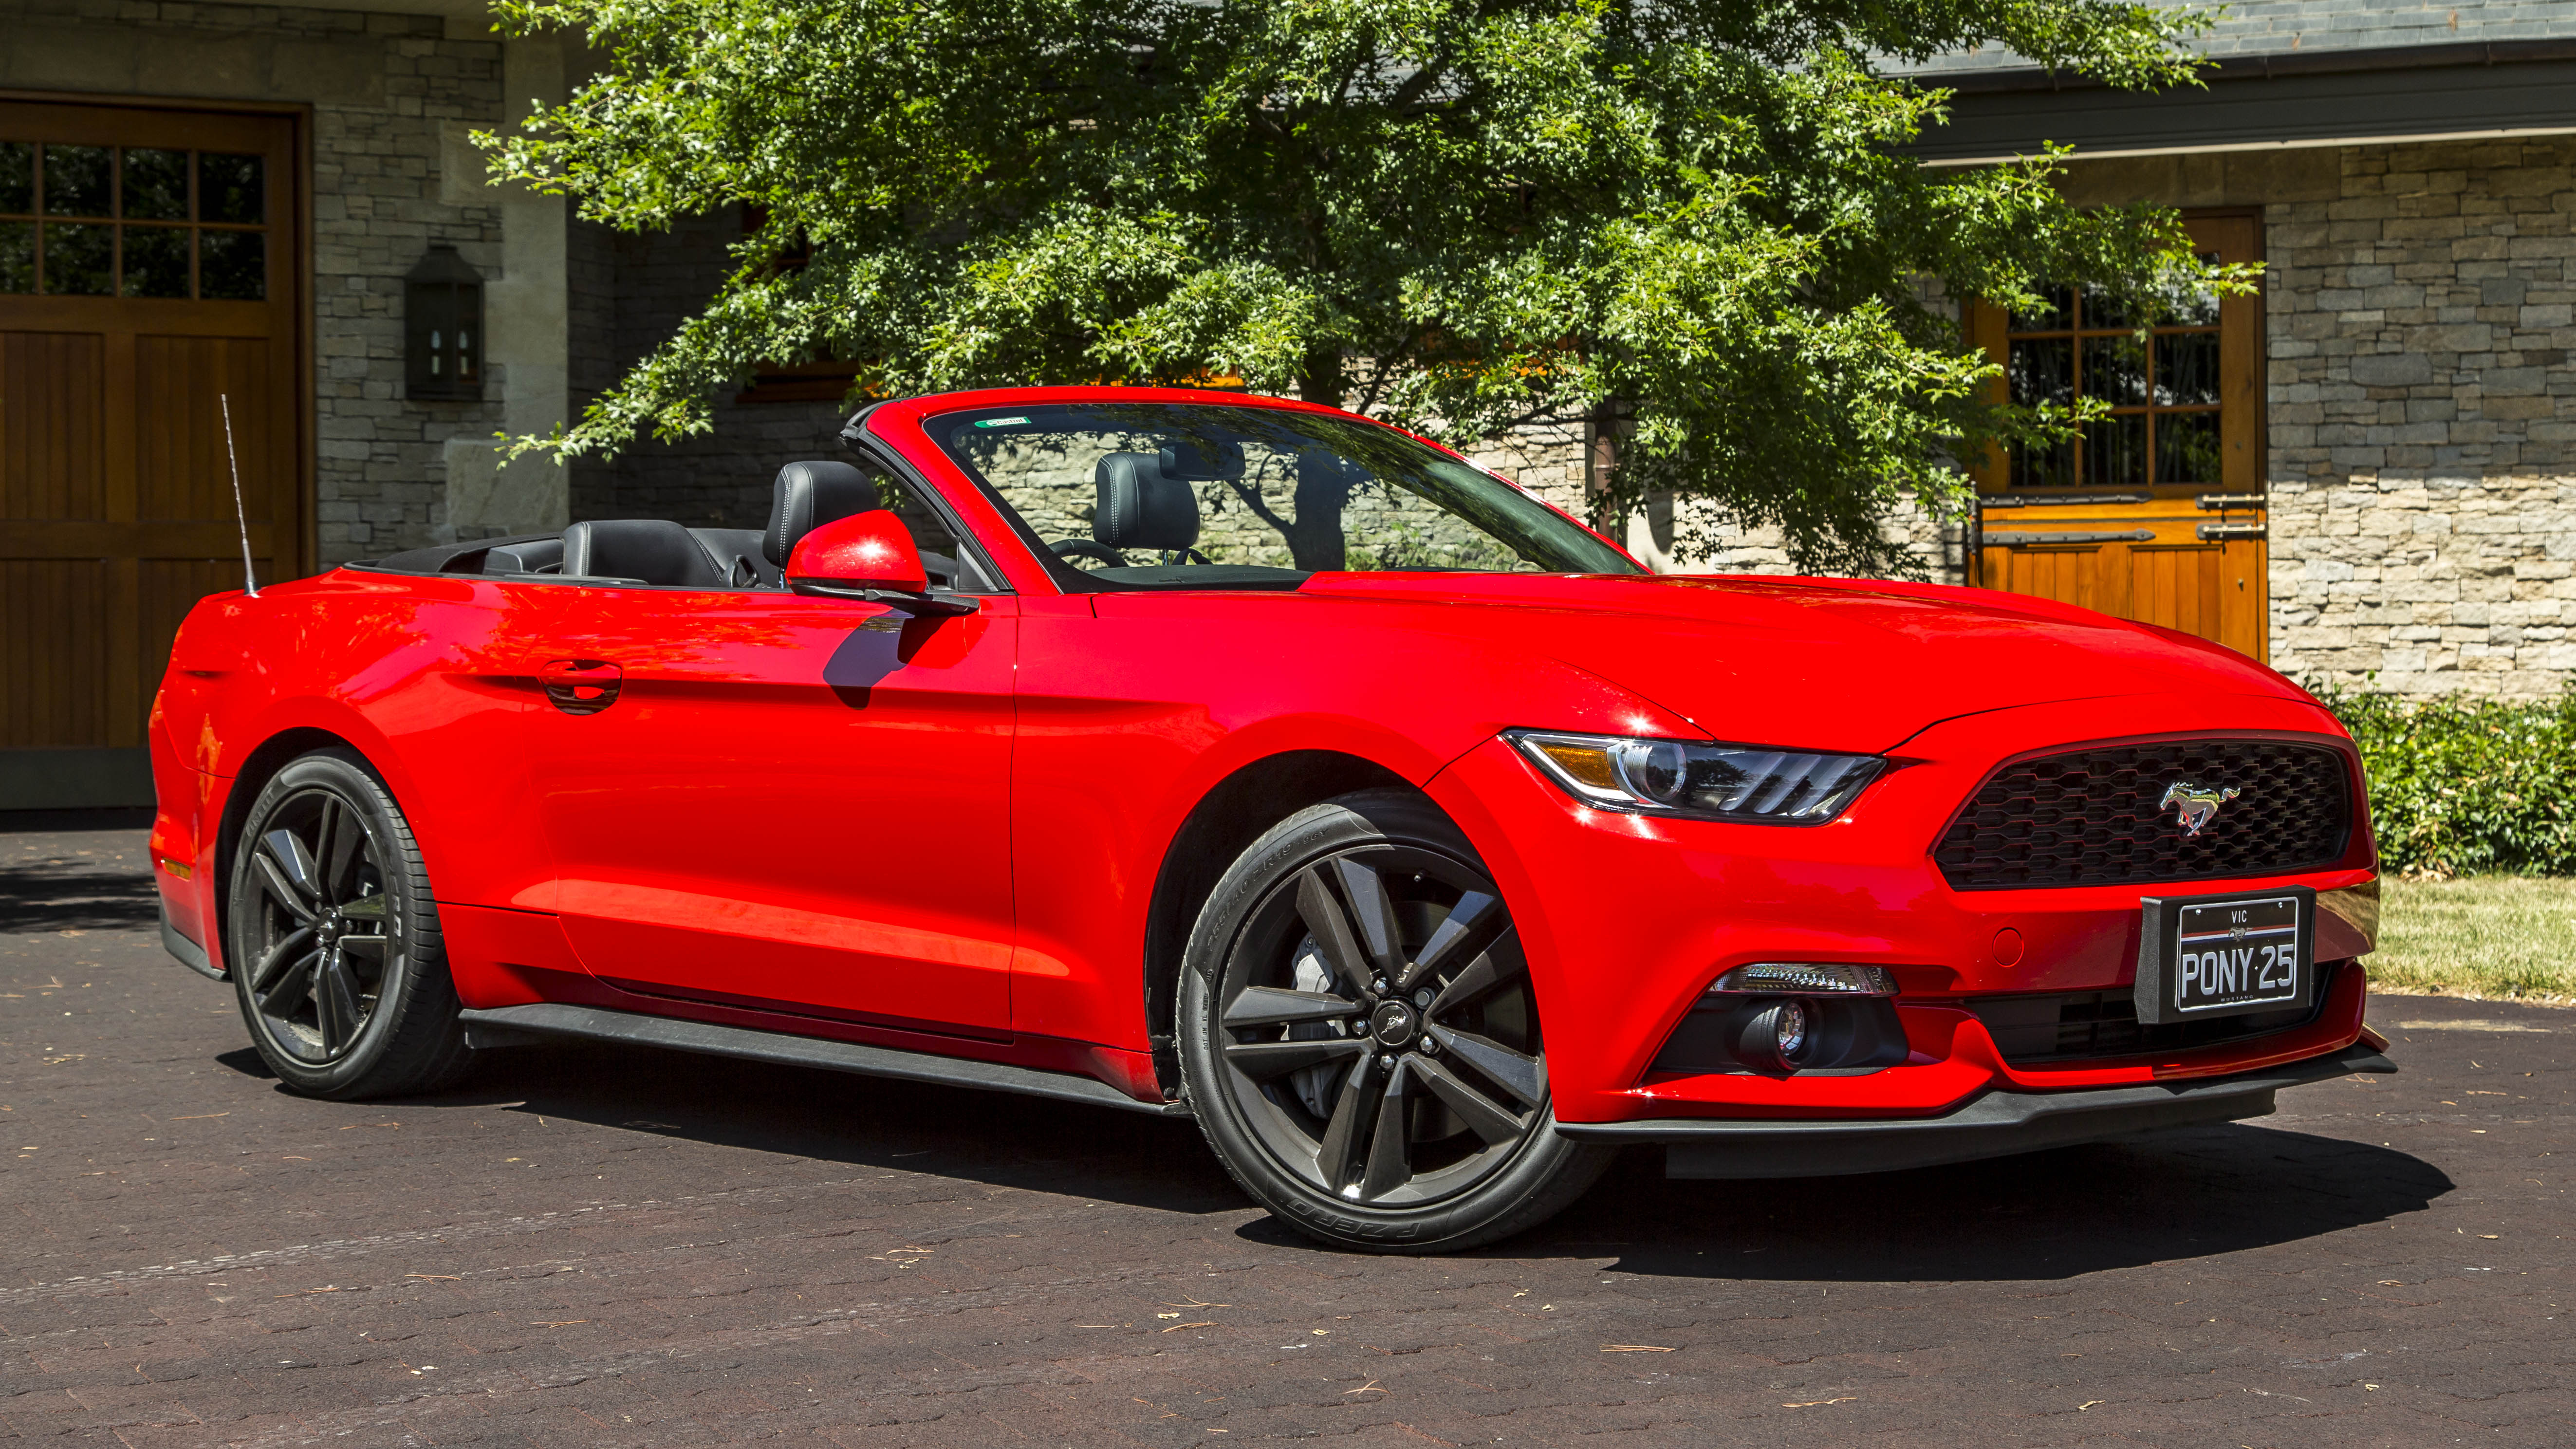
[1178,789,1613,1252]
[225,748,472,1099]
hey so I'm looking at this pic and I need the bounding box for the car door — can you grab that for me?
[519,579,1018,1036]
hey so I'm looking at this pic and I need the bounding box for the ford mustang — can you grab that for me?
[148,386,2393,1252]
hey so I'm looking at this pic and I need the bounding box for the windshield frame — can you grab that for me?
[904,395,1641,594]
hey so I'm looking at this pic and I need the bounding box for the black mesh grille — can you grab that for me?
[1965,961,2340,1065]
[1935,740,2352,891]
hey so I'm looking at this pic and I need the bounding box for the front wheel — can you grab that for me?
[1179,790,1612,1252]
[226,748,472,1098]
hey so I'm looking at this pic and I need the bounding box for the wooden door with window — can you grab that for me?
[0,98,304,807]
[1965,214,2265,660]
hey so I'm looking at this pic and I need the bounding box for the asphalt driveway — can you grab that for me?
[3,813,2567,1446]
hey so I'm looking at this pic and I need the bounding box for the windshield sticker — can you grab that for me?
[974,416,1032,428]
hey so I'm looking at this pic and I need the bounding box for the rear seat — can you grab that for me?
[559,519,731,588]
[482,538,562,575]
[692,528,781,588]
[460,460,933,591]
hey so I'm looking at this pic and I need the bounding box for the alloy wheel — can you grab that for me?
[1213,843,1548,1206]
[239,786,401,1063]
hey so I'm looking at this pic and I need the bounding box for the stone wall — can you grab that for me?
[2264,136,2576,698]
[571,207,847,532]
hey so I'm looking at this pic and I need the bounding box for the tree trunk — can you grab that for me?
[1586,402,1626,538]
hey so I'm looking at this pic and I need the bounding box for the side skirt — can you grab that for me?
[457,1003,1191,1118]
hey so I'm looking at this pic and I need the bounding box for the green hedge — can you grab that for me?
[2315,684,2576,878]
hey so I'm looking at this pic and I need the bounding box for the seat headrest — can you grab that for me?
[1094,453,1200,553]
[764,460,878,567]
[560,519,728,588]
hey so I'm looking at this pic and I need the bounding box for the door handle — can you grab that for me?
[540,659,623,715]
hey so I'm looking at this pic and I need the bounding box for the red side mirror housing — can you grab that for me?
[786,509,929,595]
[784,510,975,615]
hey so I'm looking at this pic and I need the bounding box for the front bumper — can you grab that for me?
[1559,1040,2395,1178]
[1424,692,2382,1124]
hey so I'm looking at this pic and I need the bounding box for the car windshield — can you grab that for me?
[922,401,1639,590]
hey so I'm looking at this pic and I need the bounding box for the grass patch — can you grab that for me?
[2371,876,2576,1004]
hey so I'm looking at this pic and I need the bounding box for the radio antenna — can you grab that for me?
[220,393,259,597]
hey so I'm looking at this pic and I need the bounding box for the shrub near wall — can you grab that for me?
[2317,686,2576,878]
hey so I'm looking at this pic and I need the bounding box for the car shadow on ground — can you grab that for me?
[213,1035,2450,1275]
[0,809,161,933]
[1509,1125,2453,1282]
[221,1036,1247,1217]
[0,855,163,932]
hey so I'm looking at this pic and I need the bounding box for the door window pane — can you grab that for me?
[0,221,31,292]
[2082,414,2147,488]
[2010,438,2073,490]
[44,222,112,294]
[2155,254,2223,325]
[2157,412,2222,484]
[2081,335,2148,407]
[2156,331,2221,407]
[2077,284,2132,330]
[122,224,189,297]
[43,145,111,217]
[2009,286,2070,332]
[2008,337,2072,406]
[123,148,189,220]
[199,228,263,299]
[199,153,263,224]
[0,142,30,213]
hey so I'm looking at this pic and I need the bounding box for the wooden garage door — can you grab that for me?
[1964,213,2267,661]
[0,98,304,806]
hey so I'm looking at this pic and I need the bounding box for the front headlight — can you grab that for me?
[1506,729,1884,825]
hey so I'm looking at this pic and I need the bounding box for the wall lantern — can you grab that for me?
[404,244,484,400]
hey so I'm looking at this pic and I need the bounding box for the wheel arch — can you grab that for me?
[209,726,370,975]
[1140,749,1421,1098]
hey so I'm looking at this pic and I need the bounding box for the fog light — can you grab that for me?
[1710,962,1898,997]
[1775,998,1809,1057]
[1733,998,1814,1073]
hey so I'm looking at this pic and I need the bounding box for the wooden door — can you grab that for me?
[1965,214,2266,661]
[0,98,304,807]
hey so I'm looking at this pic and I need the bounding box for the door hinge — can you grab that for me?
[1980,491,2152,508]
[1982,529,2156,546]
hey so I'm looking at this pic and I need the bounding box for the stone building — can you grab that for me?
[1913,4,2576,697]
[1,0,2572,807]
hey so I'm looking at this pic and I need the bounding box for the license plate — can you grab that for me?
[2133,887,2315,1025]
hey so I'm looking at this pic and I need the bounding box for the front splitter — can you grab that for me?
[1555,1042,2395,1179]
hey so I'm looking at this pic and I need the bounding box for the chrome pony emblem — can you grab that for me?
[2159,781,2241,837]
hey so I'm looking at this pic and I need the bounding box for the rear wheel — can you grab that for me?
[226,749,471,1098]
[1179,790,1612,1252]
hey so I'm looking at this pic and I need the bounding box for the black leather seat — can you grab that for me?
[482,537,562,575]
[559,519,730,588]
[693,527,779,588]
[1094,453,1200,553]
[763,461,878,568]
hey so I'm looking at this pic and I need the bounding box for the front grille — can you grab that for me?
[1965,961,2339,1065]
[1935,739,2351,890]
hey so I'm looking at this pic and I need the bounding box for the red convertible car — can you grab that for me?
[148,386,2392,1251]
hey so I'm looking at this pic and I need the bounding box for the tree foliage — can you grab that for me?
[487,0,2236,573]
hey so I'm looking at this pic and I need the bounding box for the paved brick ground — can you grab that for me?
[2,815,2569,1446]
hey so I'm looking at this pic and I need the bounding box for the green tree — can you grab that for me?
[487,0,2236,574]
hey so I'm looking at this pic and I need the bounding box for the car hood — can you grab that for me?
[1296,573,2315,754]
